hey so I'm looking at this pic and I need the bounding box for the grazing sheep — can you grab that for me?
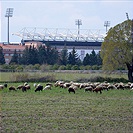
[43,85,51,90]
[68,86,75,94]
[46,83,53,87]
[33,83,37,88]
[0,85,4,90]
[25,84,30,90]
[9,86,16,91]
[107,85,117,90]
[35,85,43,92]
[17,85,23,90]
[22,86,27,92]
[84,86,93,92]
[24,82,28,86]
[4,83,8,88]
[93,86,103,94]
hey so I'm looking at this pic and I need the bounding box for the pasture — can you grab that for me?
[0,81,133,133]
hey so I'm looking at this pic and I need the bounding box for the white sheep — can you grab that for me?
[0,85,4,90]
[43,85,51,90]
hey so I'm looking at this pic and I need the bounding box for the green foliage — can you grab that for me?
[59,45,68,65]
[71,65,80,70]
[68,47,81,65]
[101,20,132,70]
[83,50,102,66]
[0,46,5,64]
[9,49,19,64]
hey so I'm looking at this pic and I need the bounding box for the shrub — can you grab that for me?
[58,65,66,70]
[71,65,80,70]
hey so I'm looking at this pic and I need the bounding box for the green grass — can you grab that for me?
[0,71,128,82]
[1,83,133,133]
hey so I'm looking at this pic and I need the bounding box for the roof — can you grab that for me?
[0,44,25,50]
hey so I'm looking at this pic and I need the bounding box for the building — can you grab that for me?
[0,41,44,64]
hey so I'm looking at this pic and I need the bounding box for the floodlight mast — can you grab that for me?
[75,19,82,40]
[104,21,110,33]
[5,8,13,44]
[126,13,129,20]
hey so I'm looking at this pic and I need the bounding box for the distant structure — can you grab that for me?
[0,41,45,64]
[104,21,110,33]
[75,19,82,40]
[13,27,105,51]
[5,8,14,44]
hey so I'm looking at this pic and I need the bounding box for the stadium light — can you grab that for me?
[104,21,110,33]
[75,19,82,40]
[5,8,14,44]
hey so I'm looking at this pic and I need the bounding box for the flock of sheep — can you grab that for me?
[0,80,133,94]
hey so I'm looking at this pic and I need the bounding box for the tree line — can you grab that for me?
[0,45,102,66]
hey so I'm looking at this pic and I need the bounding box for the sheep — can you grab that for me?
[4,83,8,88]
[107,85,117,90]
[24,82,28,86]
[68,86,75,94]
[84,86,93,92]
[17,85,23,90]
[93,85,103,94]
[46,83,53,87]
[35,85,43,92]
[0,85,4,90]
[54,80,64,87]
[33,83,37,88]
[22,86,27,92]
[25,84,30,90]
[9,86,16,91]
[43,85,51,90]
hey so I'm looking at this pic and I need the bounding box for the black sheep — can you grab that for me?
[22,86,27,92]
[35,85,43,92]
[68,87,75,94]
[9,86,16,91]
[4,83,8,88]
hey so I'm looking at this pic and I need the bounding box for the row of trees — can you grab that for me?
[0,45,102,66]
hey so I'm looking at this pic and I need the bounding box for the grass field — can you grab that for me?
[0,71,128,82]
[0,82,133,133]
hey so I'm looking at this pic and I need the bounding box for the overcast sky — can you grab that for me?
[0,0,133,43]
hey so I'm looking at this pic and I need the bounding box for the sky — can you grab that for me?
[0,0,133,43]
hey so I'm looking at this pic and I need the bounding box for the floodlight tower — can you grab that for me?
[75,19,82,40]
[104,21,110,33]
[5,8,14,44]
[126,13,129,20]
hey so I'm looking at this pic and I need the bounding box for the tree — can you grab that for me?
[59,45,68,65]
[83,53,90,66]
[96,51,102,65]
[10,49,18,64]
[38,45,47,64]
[0,46,5,64]
[21,46,29,65]
[101,20,132,82]
[68,47,81,65]
[89,49,97,65]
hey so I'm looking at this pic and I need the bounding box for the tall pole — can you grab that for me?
[75,19,82,41]
[5,8,13,44]
[104,21,110,33]
[132,19,133,45]
[7,16,9,44]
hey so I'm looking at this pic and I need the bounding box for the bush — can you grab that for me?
[71,65,80,70]
[66,64,72,70]
[76,76,128,83]
[58,65,66,70]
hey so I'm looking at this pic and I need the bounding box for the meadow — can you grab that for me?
[0,81,133,133]
[0,71,132,132]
